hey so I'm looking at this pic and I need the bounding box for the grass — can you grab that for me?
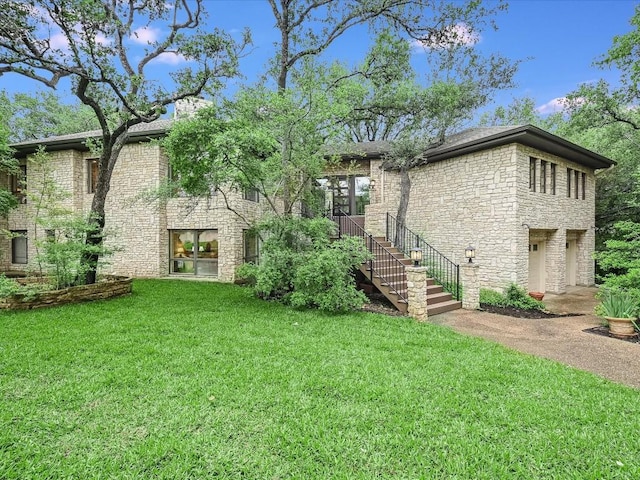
[1,279,639,478]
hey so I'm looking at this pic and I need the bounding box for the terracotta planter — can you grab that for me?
[605,316,637,339]
[528,291,544,301]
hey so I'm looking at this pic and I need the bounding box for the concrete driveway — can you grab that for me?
[430,287,640,389]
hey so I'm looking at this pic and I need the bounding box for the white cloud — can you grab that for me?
[152,51,188,65]
[535,97,567,115]
[412,23,480,51]
[49,32,69,50]
[95,33,112,46]
[130,26,162,45]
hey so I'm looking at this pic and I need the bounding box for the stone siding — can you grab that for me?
[2,142,263,283]
[367,143,597,293]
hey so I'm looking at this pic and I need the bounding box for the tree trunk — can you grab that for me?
[82,135,126,284]
[395,167,411,251]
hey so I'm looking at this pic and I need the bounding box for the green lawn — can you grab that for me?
[1,280,638,479]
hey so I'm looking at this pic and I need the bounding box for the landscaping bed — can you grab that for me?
[0,275,132,310]
[480,304,582,319]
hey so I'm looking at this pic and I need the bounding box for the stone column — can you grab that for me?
[406,266,428,321]
[461,262,480,310]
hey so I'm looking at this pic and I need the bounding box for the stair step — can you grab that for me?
[427,292,454,305]
[427,300,462,316]
[426,284,443,294]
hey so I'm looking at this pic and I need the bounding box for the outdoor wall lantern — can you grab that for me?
[410,247,423,267]
[369,179,376,191]
[465,245,476,263]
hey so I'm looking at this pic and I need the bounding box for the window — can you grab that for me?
[574,170,579,199]
[10,164,27,202]
[550,163,556,195]
[87,159,99,193]
[567,168,572,198]
[581,172,586,200]
[11,230,27,264]
[529,158,536,192]
[539,160,547,193]
[170,229,218,276]
[243,230,260,264]
[243,187,259,202]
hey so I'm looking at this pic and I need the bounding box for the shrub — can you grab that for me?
[480,284,545,311]
[239,216,371,312]
[0,275,50,301]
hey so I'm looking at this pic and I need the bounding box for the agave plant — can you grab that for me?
[595,288,640,319]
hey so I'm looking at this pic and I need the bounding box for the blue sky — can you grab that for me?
[0,0,637,117]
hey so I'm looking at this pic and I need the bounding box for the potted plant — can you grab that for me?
[595,289,639,339]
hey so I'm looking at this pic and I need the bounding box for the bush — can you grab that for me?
[238,216,371,312]
[480,284,546,311]
[0,275,50,301]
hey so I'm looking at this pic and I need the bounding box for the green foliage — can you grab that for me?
[0,275,49,301]
[165,81,344,217]
[595,288,639,319]
[242,216,370,312]
[26,149,116,289]
[480,284,546,311]
[289,236,370,312]
[594,221,640,300]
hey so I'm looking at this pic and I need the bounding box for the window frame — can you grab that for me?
[87,158,99,194]
[529,158,536,192]
[169,229,218,276]
[243,229,260,264]
[539,160,547,193]
[567,168,572,198]
[11,230,28,264]
[581,172,586,200]
[550,163,556,195]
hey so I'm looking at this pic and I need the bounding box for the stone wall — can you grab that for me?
[366,143,597,293]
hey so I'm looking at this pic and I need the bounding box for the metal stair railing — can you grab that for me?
[329,209,408,303]
[386,213,461,301]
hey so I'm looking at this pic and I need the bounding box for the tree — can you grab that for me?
[334,28,518,229]
[0,93,18,217]
[3,90,101,142]
[561,6,640,245]
[0,0,247,283]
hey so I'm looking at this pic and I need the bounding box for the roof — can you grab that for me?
[345,125,614,170]
[10,119,173,156]
[11,122,615,170]
[421,125,615,170]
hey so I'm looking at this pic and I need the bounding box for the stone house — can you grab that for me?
[1,122,613,305]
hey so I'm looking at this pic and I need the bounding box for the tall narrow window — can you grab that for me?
[529,158,536,192]
[243,230,260,264]
[540,160,547,193]
[87,159,99,193]
[574,170,579,199]
[550,163,556,195]
[10,164,27,202]
[11,230,28,264]
[581,172,586,200]
[567,168,572,198]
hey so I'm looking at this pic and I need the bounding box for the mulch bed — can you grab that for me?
[480,304,583,319]
[583,325,640,344]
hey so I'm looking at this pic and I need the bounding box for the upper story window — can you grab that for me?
[539,160,547,193]
[566,168,586,200]
[10,164,27,202]
[243,187,259,202]
[550,163,556,195]
[529,158,536,192]
[87,159,99,193]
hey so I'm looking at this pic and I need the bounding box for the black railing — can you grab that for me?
[386,213,461,301]
[329,209,407,303]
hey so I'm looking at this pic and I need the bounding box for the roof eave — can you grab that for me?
[11,128,168,158]
[426,125,615,170]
